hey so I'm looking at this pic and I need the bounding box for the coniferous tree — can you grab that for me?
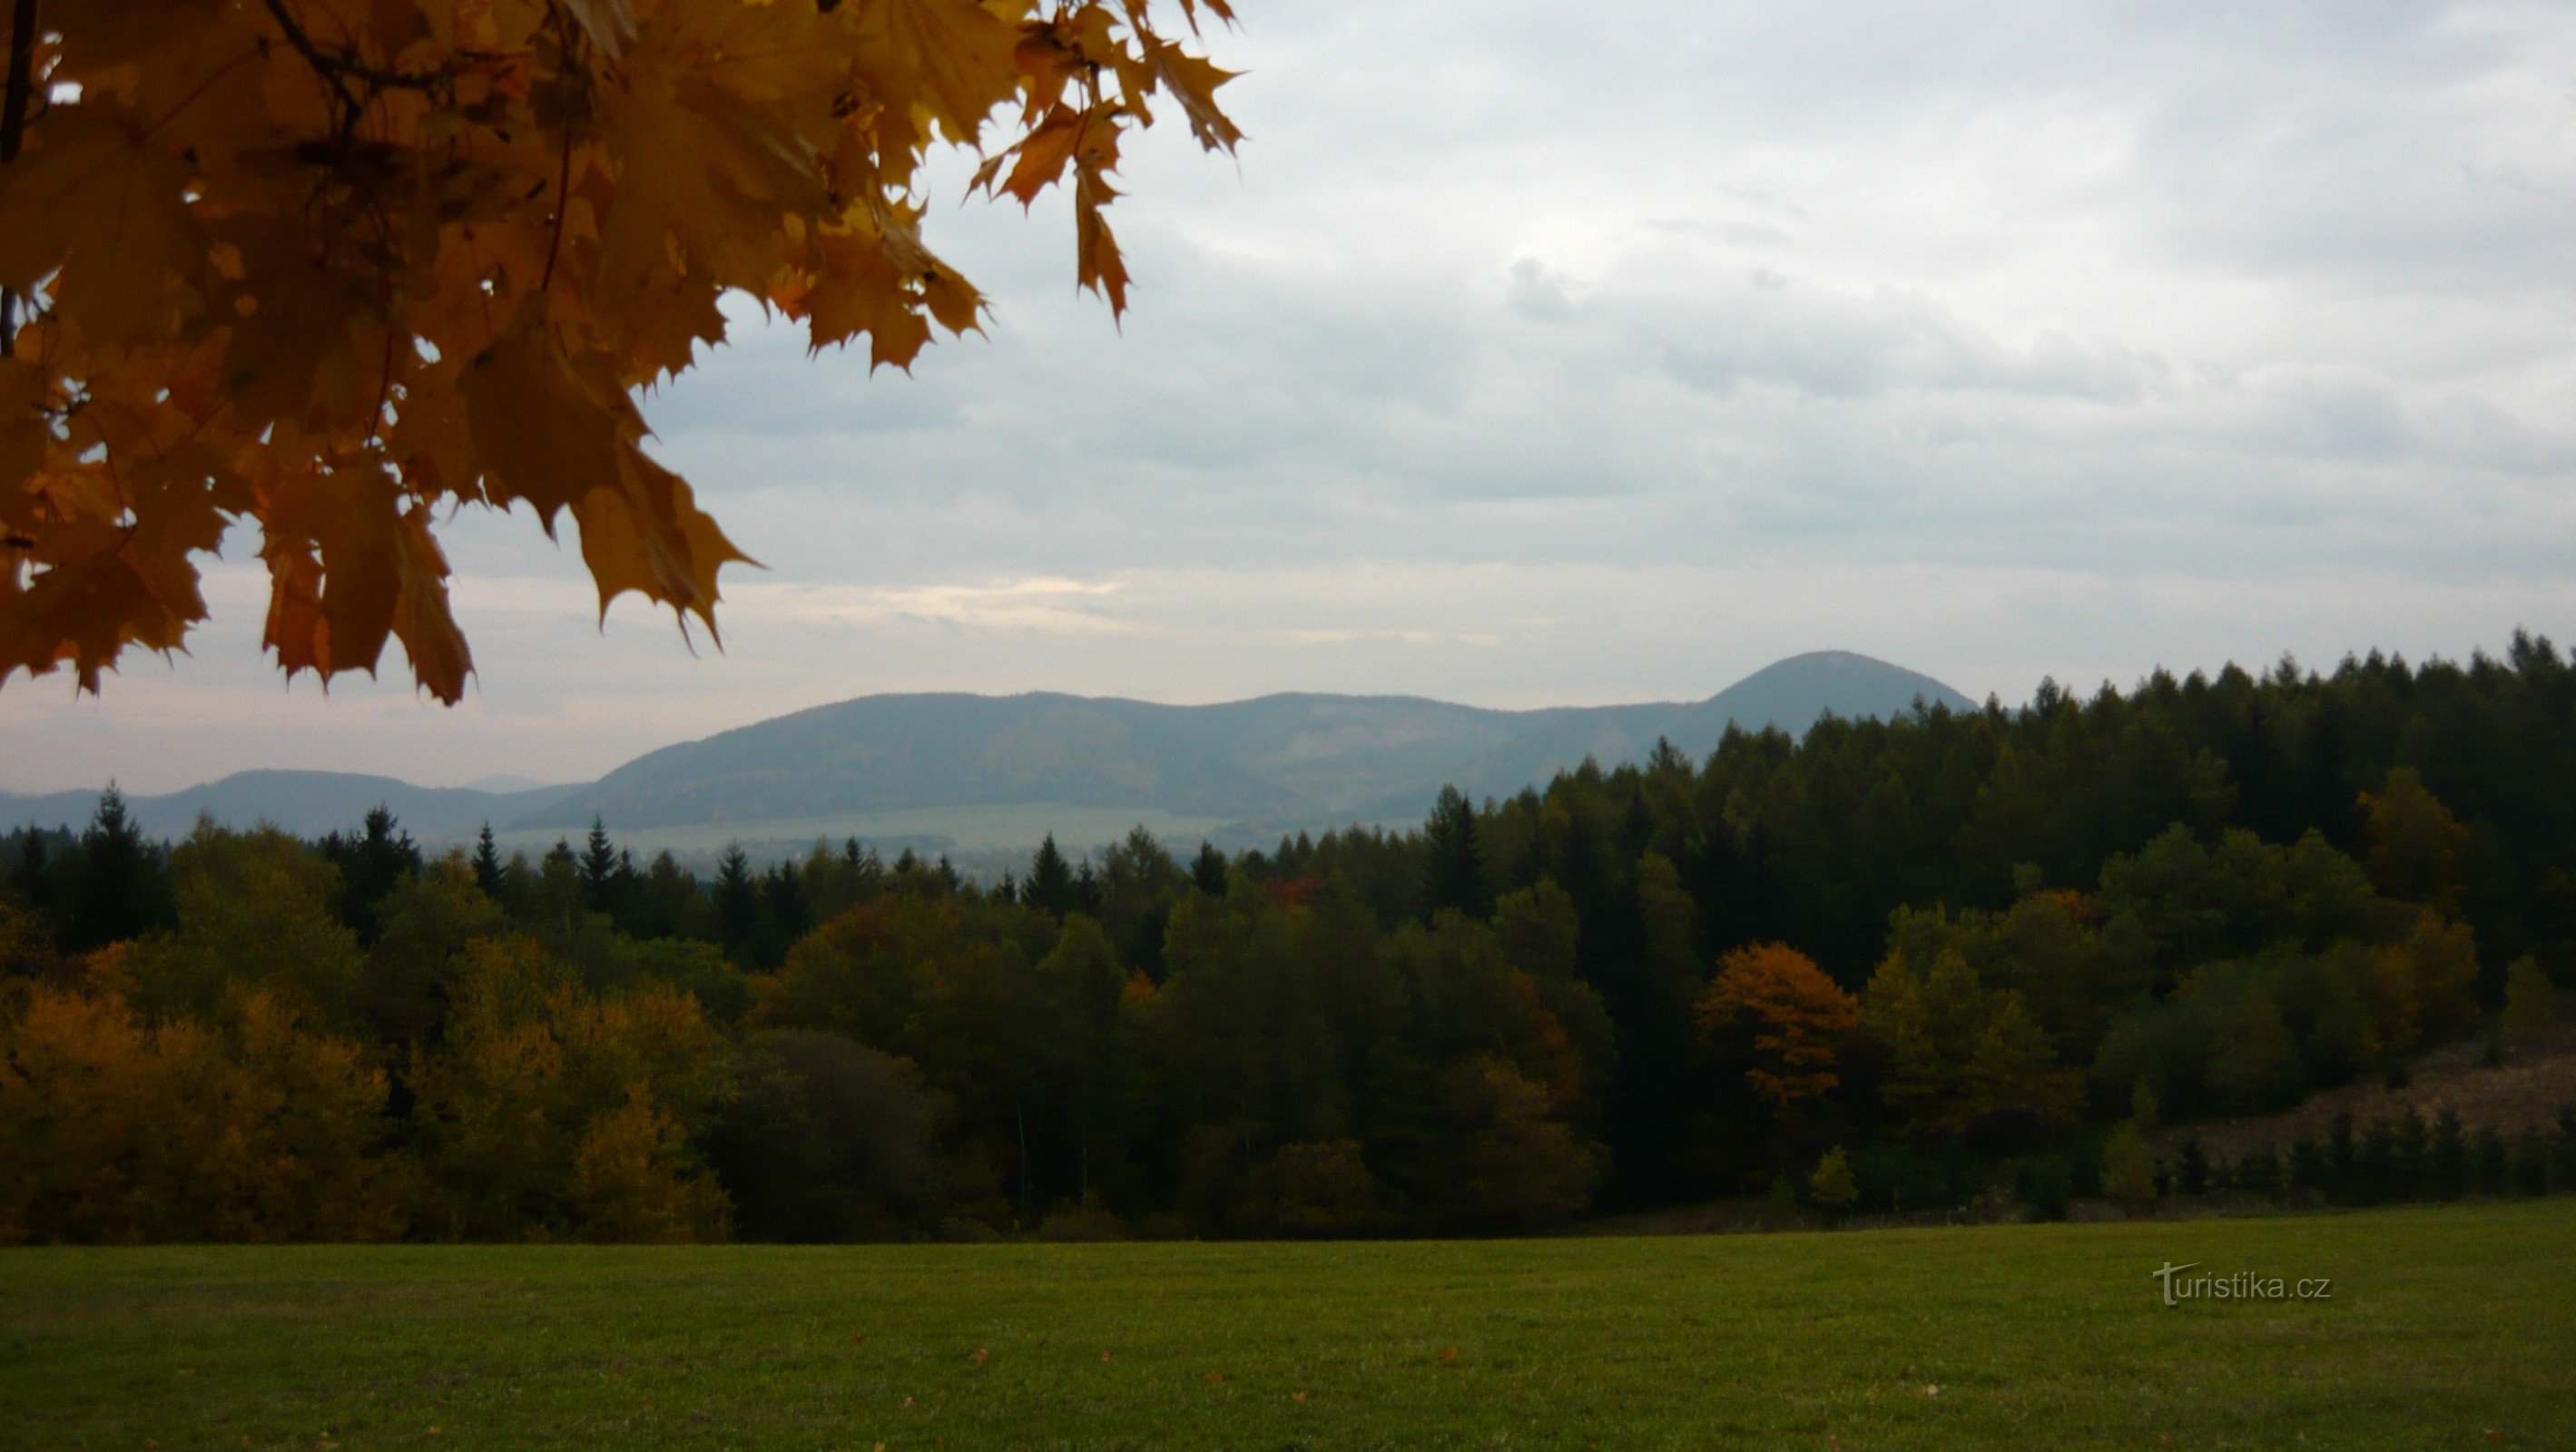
[713,846,759,963]
[69,787,164,951]
[471,824,506,899]
[1421,786,1492,920]
[320,806,421,941]
[1027,835,1077,917]
[1190,841,1230,898]
[580,819,620,910]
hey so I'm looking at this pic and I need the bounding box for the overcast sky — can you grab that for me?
[8,0,2575,793]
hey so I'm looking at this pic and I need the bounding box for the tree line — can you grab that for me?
[4,635,2574,1241]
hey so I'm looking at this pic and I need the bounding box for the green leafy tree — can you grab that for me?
[1807,1145,1858,1212]
[2100,1123,2158,1208]
[126,823,366,1028]
[703,1030,946,1241]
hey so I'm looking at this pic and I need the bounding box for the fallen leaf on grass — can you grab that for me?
[1440,1348,1458,1362]
[1204,1371,1227,1383]
[1291,1391,1309,1403]
[1922,1385,1940,1398]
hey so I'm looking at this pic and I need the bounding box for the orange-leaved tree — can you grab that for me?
[1693,941,1860,1109]
[0,0,1240,699]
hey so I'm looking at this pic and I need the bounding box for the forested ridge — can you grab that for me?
[6,637,2576,1242]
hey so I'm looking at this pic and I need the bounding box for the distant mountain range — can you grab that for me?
[4,651,1973,851]
[0,771,587,844]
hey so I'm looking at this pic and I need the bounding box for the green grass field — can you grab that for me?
[5,1202,2570,1451]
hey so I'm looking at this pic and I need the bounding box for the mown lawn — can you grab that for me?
[4,1200,2570,1450]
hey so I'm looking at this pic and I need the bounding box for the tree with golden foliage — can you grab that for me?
[2359,768,2471,914]
[418,934,732,1240]
[0,980,404,1242]
[0,0,1239,698]
[1694,941,1860,1109]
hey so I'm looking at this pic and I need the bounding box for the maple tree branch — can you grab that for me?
[260,0,362,122]
[1,0,35,350]
[260,0,455,131]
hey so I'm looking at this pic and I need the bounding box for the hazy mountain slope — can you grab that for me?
[1415,651,1977,810]
[532,692,1311,829]
[6,652,1974,845]
[1,771,582,841]
[517,651,1973,832]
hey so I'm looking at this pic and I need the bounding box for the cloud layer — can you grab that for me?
[9,0,2574,792]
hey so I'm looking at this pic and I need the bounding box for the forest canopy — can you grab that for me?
[0,0,1240,700]
[5,640,2575,1242]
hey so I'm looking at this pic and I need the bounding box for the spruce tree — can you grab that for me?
[1421,785,1491,919]
[472,823,506,898]
[1028,835,1076,917]
[713,845,759,960]
[1190,841,1229,897]
[70,785,161,950]
[580,818,619,908]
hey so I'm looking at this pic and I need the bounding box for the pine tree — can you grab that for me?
[580,819,619,910]
[472,824,505,899]
[713,846,758,962]
[1190,841,1230,898]
[1421,786,1491,919]
[69,785,161,950]
[319,805,420,940]
[1028,835,1076,917]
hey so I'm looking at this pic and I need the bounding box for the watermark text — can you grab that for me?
[2150,1261,2333,1307]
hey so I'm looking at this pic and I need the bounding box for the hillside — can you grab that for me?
[4,651,1971,849]
[0,770,582,843]
[518,651,1973,833]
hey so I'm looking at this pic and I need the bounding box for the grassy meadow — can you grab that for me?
[5,1201,2571,1451]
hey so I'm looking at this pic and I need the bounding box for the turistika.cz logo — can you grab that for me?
[2151,1261,2334,1307]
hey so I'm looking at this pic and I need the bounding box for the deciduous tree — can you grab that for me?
[1693,941,1858,1108]
[1,0,1240,697]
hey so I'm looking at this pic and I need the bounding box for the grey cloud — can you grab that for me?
[9,0,2575,795]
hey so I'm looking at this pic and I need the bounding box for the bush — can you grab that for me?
[2100,1125,2158,1208]
[1807,1147,1859,1213]
[1037,1198,1129,1241]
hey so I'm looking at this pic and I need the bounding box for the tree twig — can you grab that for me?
[2,0,38,351]
[259,0,456,129]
